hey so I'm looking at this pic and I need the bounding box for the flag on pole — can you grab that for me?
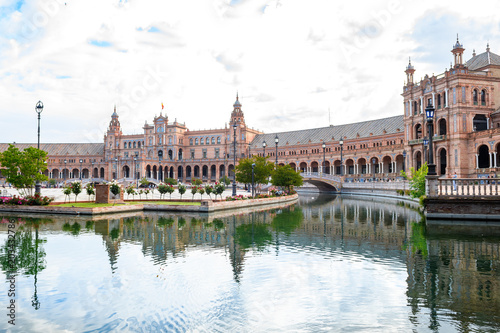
[161,102,164,110]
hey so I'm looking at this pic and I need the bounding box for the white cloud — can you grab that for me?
[1,0,500,142]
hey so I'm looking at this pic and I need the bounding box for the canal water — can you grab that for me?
[0,194,499,332]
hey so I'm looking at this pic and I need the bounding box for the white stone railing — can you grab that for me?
[438,178,500,196]
[301,172,341,183]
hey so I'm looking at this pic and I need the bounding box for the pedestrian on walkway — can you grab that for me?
[452,171,457,192]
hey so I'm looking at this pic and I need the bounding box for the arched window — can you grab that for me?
[211,137,215,144]
[415,124,422,139]
[129,142,132,148]
[217,137,221,144]
[413,101,418,115]
[190,138,193,145]
[133,142,136,148]
[149,138,152,145]
[437,94,441,109]
[442,92,446,107]
[473,89,478,105]
[473,114,488,131]
[195,138,198,145]
[138,141,141,148]
[481,89,487,105]
[124,142,126,149]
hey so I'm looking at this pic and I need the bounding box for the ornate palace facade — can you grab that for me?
[2,38,500,184]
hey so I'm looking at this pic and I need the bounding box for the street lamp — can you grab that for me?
[64,159,67,185]
[79,159,83,181]
[372,157,376,181]
[322,141,326,174]
[91,160,95,179]
[35,101,43,194]
[251,163,256,198]
[262,141,267,157]
[275,135,279,167]
[232,123,237,196]
[402,150,406,173]
[426,103,437,175]
[423,137,429,163]
[339,137,344,176]
[114,157,118,180]
[134,155,138,187]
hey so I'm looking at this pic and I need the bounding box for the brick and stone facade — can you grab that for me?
[3,38,500,184]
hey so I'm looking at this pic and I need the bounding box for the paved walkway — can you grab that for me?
[1,187,250,202]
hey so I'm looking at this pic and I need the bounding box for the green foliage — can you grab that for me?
[63,185,72,203]
[110,181,121,197]
[401,163,428,200]
[198,187,205,199]
[235,223,272,250]
[205,184,213,199]
[271,164,303,192]
[235,156,274,188]
[71,181,82,202]
[48,179,57,187]
[164,178,178,185]
[220,175,231,186]
[86,183,95,201]
[178,184,187,199]
[126,185,136,199]
[0,144,48,196]
[178,217,186,228]
[191,178,203,186]
[191,186,198,200]
[0,227,47,276]
[157,216,175,227]
[140,177,149,186]
[214,182,225,200]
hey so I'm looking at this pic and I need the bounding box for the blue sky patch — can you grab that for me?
[89,40,112,47]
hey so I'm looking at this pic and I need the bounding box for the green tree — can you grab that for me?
[271,164,303,192]
[214,182,225,200]
[191,178,203,186]
[235,156,274,191]
[85,183,95,201]
[63,186,72,203]
[164,178,178,185]
[140,177,149,187]
[191,186,198,200]
[158,183,167,199]
[178,184,187,199]
[401,163,428,200]
[71,181,82,202]
[271,207,303,235]
[199,187,205,200]
[219,175,231,186]
[205,184,213,199]
[0,144,48,196]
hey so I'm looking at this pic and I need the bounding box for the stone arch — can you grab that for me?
[100,167,105,179]
[219,164,225,178]
[178,166,183,181]
[437,147,447,175]
[414,151,422,170]
[186,165,192,179]
[382,156,392,174]
[345,158,354,175]
[357,157,367,174]
[210,165,217,180]
[202,165,209,180]
[146,165,152,178]
[299,162,307,173]
[51,168,60,179]
[478,144,489,168]
[311,161,319,173]
[473,114,488,131]
[289,162,297,171]
[415,123,423,139]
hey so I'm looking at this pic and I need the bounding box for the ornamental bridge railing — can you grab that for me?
[438,178,500,197]
[300,172,342,191]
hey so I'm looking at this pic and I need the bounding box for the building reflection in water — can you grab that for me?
[0,194,499,330]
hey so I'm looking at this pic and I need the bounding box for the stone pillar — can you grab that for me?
[409,100,412,115]
[494,152,498,168]
[426,174,439,197]
[476,154,479,169]
[490,152,493,168]
[432,92,435,107]
[420,96,423,113]
[95,184,124,204]
[445,89,449,107]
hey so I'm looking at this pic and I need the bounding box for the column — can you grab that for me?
[445,89,449,107]
[420,96,423,113]
[494,152,498,168]
[432,92,435,107]
[409,100,412,115]
[490,153,493,168]
[476,154,479,169]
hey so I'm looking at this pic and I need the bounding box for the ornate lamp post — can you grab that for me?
[274,135,279,167]
[114,157,118,180]
[79,159,83,181]
[91,160,95,179]
[426,103,436,175]
[372,157,376,181]
[251,163,255,198]
[64,159,67,185]
[339,138,344,176]
[423,137,429,163]
[262,141,267,158]
[322,141,326,174]
[232,123,237,196]
[134,155,138,187]
[35,101,43,194]
[402,150,406,173]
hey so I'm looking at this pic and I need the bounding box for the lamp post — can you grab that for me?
[35,101,43,194]
[232,123,237,196]
[64,159,67,185]
[262,141,267,158]
[274,135,279,167]
[423,137,429,163]
[426,103,437,175]
[134,155,138,187]
[372,157,376,182]
[79,159,83,181]
[322,141,326,175]
[114,157,118,180]
[339,138,344,176]
[251,163,255,198]
[91,160,94,180]
[402,150,406,173]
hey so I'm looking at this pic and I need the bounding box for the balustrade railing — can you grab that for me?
[438,178,500,196]
[301,172,341,183]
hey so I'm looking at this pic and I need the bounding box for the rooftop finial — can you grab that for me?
[473,49,476,57]
[487,42,490,52]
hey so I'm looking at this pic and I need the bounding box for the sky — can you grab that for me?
[1,0,500,144]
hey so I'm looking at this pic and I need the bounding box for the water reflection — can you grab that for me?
[0,195,498,331]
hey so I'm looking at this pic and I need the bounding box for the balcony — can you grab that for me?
[409,135,446,145]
